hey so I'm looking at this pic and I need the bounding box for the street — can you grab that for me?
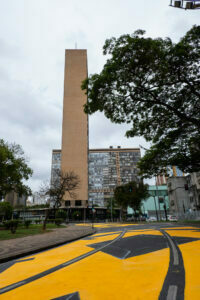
[0,223,200,299]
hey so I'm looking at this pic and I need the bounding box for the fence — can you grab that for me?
[177,210,200,221]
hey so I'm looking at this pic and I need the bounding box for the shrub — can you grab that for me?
[35,219,41,224]
[24,220,32,228]
[55,209,67,220]
[72,210,81,220]
[4,220,19,233]
[55,218,62,226]
[46,219,55,223]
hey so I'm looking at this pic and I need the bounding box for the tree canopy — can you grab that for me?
[0,139,32,199]
[0,201,13,220]
[82,25,200,177]
[114,181,149,213]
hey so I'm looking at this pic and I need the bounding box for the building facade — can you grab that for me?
[156,166,185,186]
[88,147,141,207]
[51,50,141,211]
[167,176,190,214]
[186,172,200,211]
[5,191,27,207]
[61,50,88,208]
[51,146,141,208]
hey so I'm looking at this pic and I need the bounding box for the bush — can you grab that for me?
[55,209,67,220]
[55,218,63,226]
[72,210,81,220]
[24,220,32,228]
[46,219,55,223]
[35,219,41,224]
[4,220,19,233]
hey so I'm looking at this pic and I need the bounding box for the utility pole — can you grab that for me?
[111,198,113,222]
[154,177,159,221]
[153,194,159,222]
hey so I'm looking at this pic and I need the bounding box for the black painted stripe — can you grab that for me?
[159,230,185,300]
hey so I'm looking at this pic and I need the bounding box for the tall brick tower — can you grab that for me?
[61,50,88,207]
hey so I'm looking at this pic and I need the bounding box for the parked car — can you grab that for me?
[168,215,178,222]
[147,216,157,222]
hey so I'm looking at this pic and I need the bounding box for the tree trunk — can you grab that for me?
[42,208,50,231]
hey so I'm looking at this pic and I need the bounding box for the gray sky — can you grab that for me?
[0,0,199,191]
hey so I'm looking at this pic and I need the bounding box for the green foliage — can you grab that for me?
[35,219,41,224]
[0,201,13,220]
[114,181,149,213]
[72,210,81,220]
[82,25,200,176]
[55,209,67,220]
[27,204,50,209]
[55,218,63,226]
[0,139,33,199]
[106,198,118,218]
[4,220,19,233]
[24,220,32,228]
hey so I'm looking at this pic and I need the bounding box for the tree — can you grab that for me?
[82,25,200,177]
[0,139,32,199]
[114,181,149,219]
[40,169,80,229]
[0,201,13,221]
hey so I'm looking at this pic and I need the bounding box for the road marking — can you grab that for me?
[121,250,131,259]
[0,281,26,293]
[167,285,178,300]
[161,230,179,265]
[159,229,185,300]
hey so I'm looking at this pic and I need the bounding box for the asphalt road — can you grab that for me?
[0,223,200,300]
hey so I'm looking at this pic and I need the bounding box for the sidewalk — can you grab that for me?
[0,224,95,263]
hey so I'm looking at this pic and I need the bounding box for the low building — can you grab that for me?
[186,172,200,211]
[167,176,190,214]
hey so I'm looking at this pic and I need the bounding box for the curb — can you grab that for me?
[0,228,96,264]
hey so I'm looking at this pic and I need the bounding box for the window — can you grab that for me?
[75,200,82,206]
[65,201,71,207]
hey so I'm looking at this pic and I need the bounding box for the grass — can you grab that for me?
[178,220,200,225]
[0,223,66,240]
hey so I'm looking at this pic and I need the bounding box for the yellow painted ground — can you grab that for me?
[180,241,200,300]
[76,223,139,228]
[0,247,169,300]
[0,233,119,288]
[161,226,197,231]
[1,225,199,299]
[123,229,162,238]
[165,228,200,239]
[93,231,121,236]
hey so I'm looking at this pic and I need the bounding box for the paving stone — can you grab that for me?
[0,224,94,263]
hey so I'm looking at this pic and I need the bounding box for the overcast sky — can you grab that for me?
[0,0,199,192]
